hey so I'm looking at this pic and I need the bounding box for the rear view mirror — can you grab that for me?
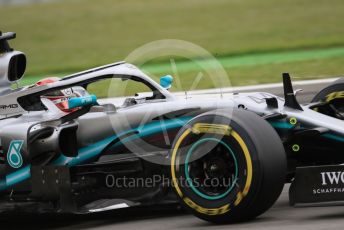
[0,32,26,91]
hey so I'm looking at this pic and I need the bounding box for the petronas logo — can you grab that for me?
[7,140,24,169]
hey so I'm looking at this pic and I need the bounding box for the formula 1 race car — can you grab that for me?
[0,32,343,223]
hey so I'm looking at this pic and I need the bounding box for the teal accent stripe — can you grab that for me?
[269,121,294,129]
[53,135,119,166]
[322,133,344,143]
[54,116,191,166]
[6,166,31,187]
[0,117,192,191]
[269,121,344,143]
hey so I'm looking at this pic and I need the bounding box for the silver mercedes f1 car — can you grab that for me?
[0,32,343,223]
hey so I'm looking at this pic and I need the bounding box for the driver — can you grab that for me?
[35,77,89,113]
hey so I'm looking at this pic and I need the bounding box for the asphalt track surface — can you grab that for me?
[1,79,343,230]
[3,184,344,230]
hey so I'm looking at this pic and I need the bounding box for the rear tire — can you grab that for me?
[311,77,344,119]
[170,109,286,223]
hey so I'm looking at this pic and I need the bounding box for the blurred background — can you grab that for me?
[1,0,344,90]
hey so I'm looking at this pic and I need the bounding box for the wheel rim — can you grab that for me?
[184,138,238,200]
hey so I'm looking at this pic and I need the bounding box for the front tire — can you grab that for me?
[170,109,286,223]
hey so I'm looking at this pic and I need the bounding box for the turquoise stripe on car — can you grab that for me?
[269,121,344,143]
[0,117,192,191]
[269,121,294,129]
[322,133,344,142]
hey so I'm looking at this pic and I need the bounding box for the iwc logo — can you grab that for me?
[312,171,344,195]
[7,140,24,169]
[320,171,344,185]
